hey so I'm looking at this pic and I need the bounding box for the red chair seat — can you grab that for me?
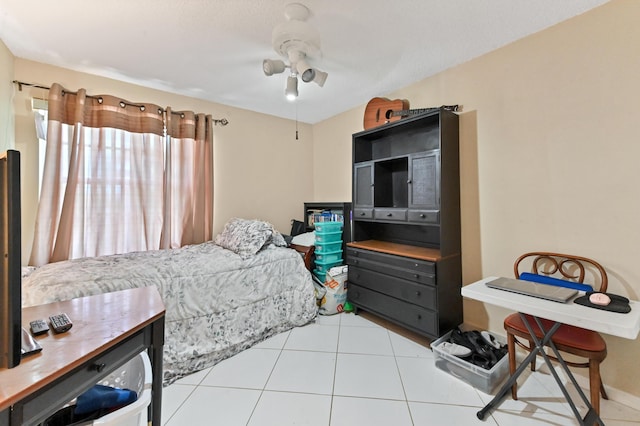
[505,313,606,353]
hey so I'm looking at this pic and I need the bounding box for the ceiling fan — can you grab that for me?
[262,3,327,101]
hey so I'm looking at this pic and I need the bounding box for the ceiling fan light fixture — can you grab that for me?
[263,3,326,99]
[285,75,298,101]
[263,59,286,76]
[311,69,327,87]
[296,58,315,82]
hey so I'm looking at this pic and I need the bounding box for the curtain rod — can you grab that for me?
[12,80,229,126]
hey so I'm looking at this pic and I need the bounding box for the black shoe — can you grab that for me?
[466,331,498,367]
[448,328,475,352]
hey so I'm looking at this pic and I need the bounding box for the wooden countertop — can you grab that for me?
[347,240,443,262]
[0,287,165,412]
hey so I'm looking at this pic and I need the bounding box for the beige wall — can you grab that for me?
[3,0,639,402]
[314,0,640,401]
[0,39,14,151]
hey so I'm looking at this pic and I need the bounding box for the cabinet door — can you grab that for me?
[354,162,374,209]
[408,152,440,210]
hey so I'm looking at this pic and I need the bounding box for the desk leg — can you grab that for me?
[476,320,559,420]
[477,315,604,426]
[525,316,603,426]
[149,317,165,426]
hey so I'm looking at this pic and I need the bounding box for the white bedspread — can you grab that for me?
[22,241,318,385]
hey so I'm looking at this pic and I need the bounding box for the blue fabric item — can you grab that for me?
[74,385,138,415]
[519,272,594,292]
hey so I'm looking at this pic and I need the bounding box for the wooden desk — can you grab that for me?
[0,287,165,426]
[462,277,640,425]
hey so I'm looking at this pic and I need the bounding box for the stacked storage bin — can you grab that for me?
[313,219,343,282]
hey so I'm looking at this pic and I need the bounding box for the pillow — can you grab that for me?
[214,218,285,258]
[267,229,287,248]
[519,272,594,292]
[290,231,316,247]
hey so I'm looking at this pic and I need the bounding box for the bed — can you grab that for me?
[22,218,318,385]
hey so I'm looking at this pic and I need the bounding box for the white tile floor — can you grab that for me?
[161,313,640,425]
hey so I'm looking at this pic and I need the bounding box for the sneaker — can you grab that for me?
[439,341,472,357]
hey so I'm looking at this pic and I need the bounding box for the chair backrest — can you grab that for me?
[290,243,315,271]
[514,251,608,292]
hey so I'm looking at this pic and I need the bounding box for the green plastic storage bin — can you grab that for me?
[314,221,343,233]
[315,241,342,253]
[315,250,343,263]
[315,230,342,243]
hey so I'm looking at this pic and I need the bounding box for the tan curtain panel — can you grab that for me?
[29,83,214,266]
[161,108,214,248]
[46,83,165,135]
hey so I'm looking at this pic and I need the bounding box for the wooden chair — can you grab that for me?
[503,251,609,414]
[290,243,315,271]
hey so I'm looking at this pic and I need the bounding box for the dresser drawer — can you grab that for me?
[348,266,437,310]
[348,284,438,336]
[346,248,435,285]
[374,208,407,221]
[353,208,373,219]
[407,209,440,224]
[346,248,435,274]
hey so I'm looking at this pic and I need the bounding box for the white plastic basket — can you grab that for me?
[431,329,508,394]
[90,351,152,426]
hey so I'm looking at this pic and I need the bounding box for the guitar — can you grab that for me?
[363,97,460,130]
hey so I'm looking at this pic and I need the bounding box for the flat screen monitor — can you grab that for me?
[0,149,21,369]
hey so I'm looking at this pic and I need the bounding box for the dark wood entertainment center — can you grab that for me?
[346,109,462,339]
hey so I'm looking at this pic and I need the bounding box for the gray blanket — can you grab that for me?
[22,241,318,385]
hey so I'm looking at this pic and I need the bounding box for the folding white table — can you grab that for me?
[462,277,640,425]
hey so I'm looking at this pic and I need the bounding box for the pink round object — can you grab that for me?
[589,292,611,306]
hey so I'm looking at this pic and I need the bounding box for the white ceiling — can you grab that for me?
[0,0,609,124]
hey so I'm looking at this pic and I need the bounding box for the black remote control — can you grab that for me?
[29,319,50,336]
[49,313,73,333]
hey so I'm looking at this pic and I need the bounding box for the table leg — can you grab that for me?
[476,320,558,420]
[149,317,165,426]
[476,315,604,425]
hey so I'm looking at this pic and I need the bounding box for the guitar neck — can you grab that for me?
[390,105,459,118]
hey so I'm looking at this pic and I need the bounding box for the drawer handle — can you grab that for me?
[353,259,359,264]
[416,291,421,296]
[386,213,393,217]
[407,179,412,184]
[91,363,106,373]
[417,314,422,320]
[360,212,366,216]
[419,214,425,218]
[414,274,419,279]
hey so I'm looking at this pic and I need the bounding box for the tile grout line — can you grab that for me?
[327,314,342,425]
[161,383,200,426]
[244,330,292,426]
[387,329,416,425]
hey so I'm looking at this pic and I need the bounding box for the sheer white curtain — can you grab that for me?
[29,83,213,266]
